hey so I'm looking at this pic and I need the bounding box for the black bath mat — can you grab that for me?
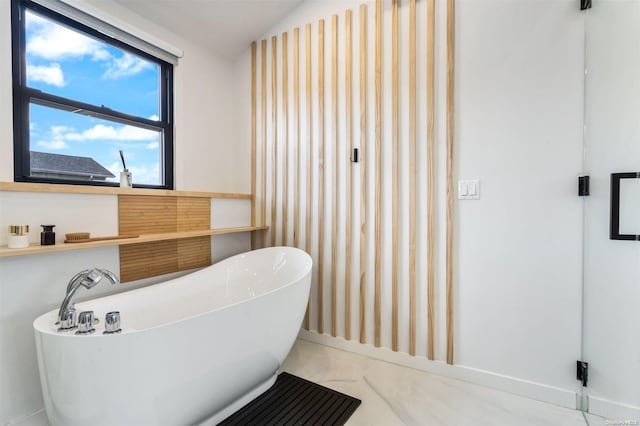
[219,372,361,425]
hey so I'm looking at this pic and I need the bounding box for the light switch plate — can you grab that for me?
[458,180,480,200]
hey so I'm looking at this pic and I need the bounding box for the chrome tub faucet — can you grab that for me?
[57,268,119,329]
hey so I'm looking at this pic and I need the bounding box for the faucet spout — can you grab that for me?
[57,268,120,324]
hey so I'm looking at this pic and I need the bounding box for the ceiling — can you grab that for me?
[113,0,304,59]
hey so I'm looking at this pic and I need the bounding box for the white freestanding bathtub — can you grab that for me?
[33,247,312,426]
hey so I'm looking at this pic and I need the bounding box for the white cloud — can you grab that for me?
[26,11,153,82]
[103,53,152,80]
[35,123,156,152]
[26,11,110,61]
[28,63,65,87]
[91,49,112,61]
[65,124,158,142]
[36,140,68,150]
[51,125,73,135]
[34,125,74,150]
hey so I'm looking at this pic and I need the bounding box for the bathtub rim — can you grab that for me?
[33,246,312,338]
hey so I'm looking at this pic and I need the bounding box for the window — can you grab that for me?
[11,0,174,188]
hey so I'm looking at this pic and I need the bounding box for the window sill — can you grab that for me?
[0,182,252,199]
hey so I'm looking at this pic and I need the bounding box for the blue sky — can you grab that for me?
[25,10,162,184]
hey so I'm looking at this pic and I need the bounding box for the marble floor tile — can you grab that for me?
[282,339,589,426]
[19,339,600,426]
[583,413,611,426]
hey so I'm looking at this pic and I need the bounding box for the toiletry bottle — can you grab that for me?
[120,170,133,188]
[118,150,133,188]
[41,225,56,246]
[8,225,29,249]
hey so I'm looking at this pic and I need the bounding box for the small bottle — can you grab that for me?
[120,169,133,188]
[8,225,29,249]
[41,225,56,246]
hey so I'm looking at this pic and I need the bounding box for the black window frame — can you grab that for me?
[11,0,174,189]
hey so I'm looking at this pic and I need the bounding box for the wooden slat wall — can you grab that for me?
[446,0,456,365]
[391,0,399,352]
[118,195,211,283]
[409,0,417,356]
[271,36,278,247]
[282,32,289,246]
[344,9,353,341]
[119,195,177,236]
[120,240,178,283]
[261,39,268,248]
[293,28,301,249]
[251,42,257,250]
[358,3,367,345]
[176,197,210,231]
[374,0,382,348]
[177,237,211,271]
[426,0,436,360]
[304,23,313,330]
[317,19,325,334]
[331,14,339,337]
[250,0,446,361]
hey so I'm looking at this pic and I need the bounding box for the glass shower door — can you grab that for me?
[582,0,640,421]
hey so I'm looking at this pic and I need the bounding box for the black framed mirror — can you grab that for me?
[610,172,640,241]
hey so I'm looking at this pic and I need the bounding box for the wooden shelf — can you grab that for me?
[0,182,252,199]
[0,226,268,257]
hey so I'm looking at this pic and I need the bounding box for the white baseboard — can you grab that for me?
[589,396,640,421]
[298,329,578,410]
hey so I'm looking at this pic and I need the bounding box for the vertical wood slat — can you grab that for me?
[374,0,382,349]
[304,24,312,330]
[409,0,417,356]
[331,14,339,337]
[294,28,301,249]
[261,40,268,248]
[282,33,289,246]
[359,4,367,344]
[446,0,455,365]
[251,42,257,250]
[271,36,278,247]
[344,9,353,341]
[426,0,436,360]
[391,0,399,352]
[317,19,325,335]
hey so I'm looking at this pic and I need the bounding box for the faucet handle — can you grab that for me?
[76,311,95,335]
[104,311,121,334]
[58,308,77,331]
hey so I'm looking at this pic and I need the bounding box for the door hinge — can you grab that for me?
[580,0,592,10]
[577,360,589,387]
[579,176,590,196]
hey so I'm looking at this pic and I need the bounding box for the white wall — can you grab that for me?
[583,1,640,420]
[234,0,586,408]
[0,0,251,423]
[454,0,584,392]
